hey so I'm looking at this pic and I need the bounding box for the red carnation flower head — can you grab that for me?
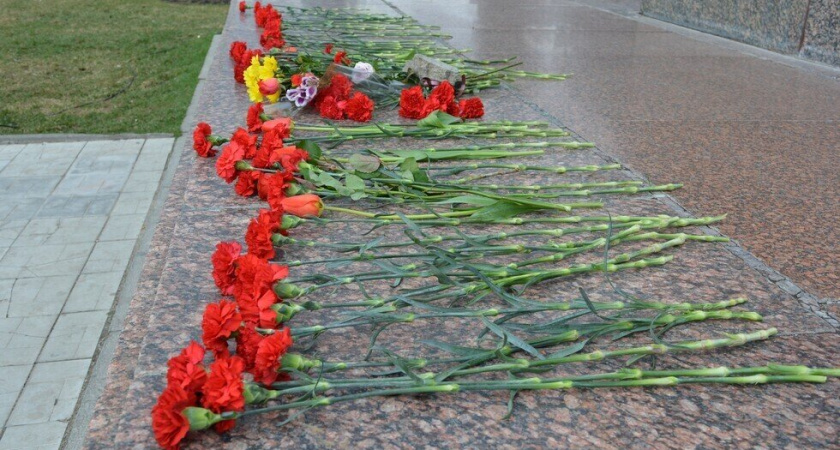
[201,356,246,433]
[234,170,259,197]
[235,325,264,370]
[333,51,350,65]
[318,95,345,120]
[229,41,247,62]
[231,127,258,159]
[458,97,484,119]
[201,300,242,359]
[260,28,284,50]
[269,145,309,173]
[244,208,282,259]
[192,122,216,158]
[399,86,426,119]
[215,142,246,183]
[234,49,262,83]
[430,80,455,107]
[345,92,375,122]
[152,385,197,450]
[252,327,293,385]
[262,172,293,211]
[234,255,289,308]
[239,1,246,12]
[211,241,241,295]
[280,194,324,217]
[166,341,207,395]
[329,73,352,100]
[246,103,265,132]
[290,73,303,87]
[324,43,333,54]
[422,96,442,117]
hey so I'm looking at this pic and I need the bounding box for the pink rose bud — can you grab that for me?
[259,78,280,96]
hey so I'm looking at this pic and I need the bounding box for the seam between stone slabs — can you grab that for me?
[61,28,222,449]
[377,0,839,332]
[0,133,174,145]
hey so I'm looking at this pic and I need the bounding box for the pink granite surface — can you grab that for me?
[83,1,839,448]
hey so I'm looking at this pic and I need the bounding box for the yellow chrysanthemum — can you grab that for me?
[243,55,282,104]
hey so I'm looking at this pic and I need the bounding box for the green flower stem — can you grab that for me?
[303,214,727,229]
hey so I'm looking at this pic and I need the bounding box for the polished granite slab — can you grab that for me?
[82,1,840,448]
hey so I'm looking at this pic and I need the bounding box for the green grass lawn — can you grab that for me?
[0,0,227,135]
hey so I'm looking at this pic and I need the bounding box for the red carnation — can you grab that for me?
[234,170,259,197]
[422,96,442,117]
[192,122,216,157]
[238,1,246,12]
[333,51,350,65]
[262,172,293,211]
[235,325,263,370]
[253,328,293,385]
[166,341,207,395]
[215,142,246,183]
[290,73,302,87]
[269,145,309,173]
[211,241,241,295]
[458,97,484,119]
[330,74,352,100]
[201,356,246,433]
[345,92,375,122]
[245,208,281,259]
[231,127,258,159]
[324,43,333,54]
[430,81,455,108]
[152,385,196,450]
[246,103,265,132]
[399,86,426,119]
[201,300,242,358]
[260,29,285,50]
[261,117,292,138]
[319,95,345,120]
[234,255,289,306]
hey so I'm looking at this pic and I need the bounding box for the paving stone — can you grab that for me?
[2,142,84,177]
[0,144,25,162]
[36,194,118,218]
[81,240,135,274]
[0,198,46,222]
[110,192,156,218]
[0,160,8,173]
[0,421,66,450]
[0,176,60,198]
[4,275,76,318]
[0,243,93,279]
[39,311,108,362]
[0,219,28,248]
[121,170,163,193]
[53,173,129,196]
[13,217,106,247]
[0,316,54,366]
[98,214,146,242]
[0,365,31,426]
[63,271,124,313]
[133,138,173,172]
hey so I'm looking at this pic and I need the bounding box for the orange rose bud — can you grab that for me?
[280,194,324,217]
[258,78,280,96]
[261,117,293,133]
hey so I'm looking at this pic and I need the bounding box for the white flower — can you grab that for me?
[351,62,375,84]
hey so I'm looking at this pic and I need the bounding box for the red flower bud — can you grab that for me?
[258,78,280,96]
[280,194,323,217]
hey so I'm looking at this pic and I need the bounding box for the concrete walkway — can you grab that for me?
[0,137,173,449]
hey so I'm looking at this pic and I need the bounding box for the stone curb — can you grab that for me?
[0,133,174,145]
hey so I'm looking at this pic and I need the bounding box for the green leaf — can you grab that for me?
[470,201,541,220]
[419,339,489,357]
[398,157,430,183]
[546,340,588,359]
[417,110,462,128]
[344,173,366,192]
[434,195,497,206]
[296,140,322,162]
[348,154,382,173]
[480,317,545,360]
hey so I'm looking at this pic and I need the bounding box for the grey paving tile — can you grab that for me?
[132,138,173,172]
[0,144,25,161]
[0,160,9,173]
[0,176,59,199]
[3,275,76,318]
[0,365,31,426]
[38,311,108,362]
[52,173,128,196]
[0,243,92,279]
[110,191,156,216]
[0,278,12,318]
[81,240,134,274]
[2,142,83,177]
[0,219,28,247]
[63,271,124,313]
[28,358,91,383]
[0,198,46,222]
[0,316,54,366]
[35,194,118,218]
[121,170,163,193]
[98,213,146,241]
[0,421,66,450]
[13,217,106,247]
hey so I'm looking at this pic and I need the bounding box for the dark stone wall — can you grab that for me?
[641,0,840,67]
